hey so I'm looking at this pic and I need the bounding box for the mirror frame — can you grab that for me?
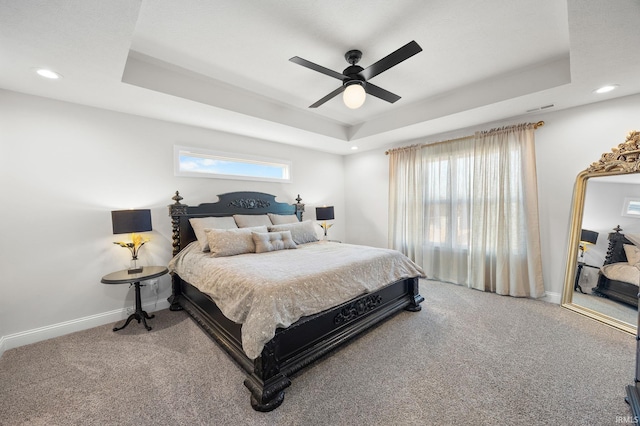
[562,131,640,334]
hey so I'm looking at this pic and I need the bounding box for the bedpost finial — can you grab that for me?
[295,194,305,212]
[294,194,305,220]
[172,191,183,205]
[614,225,623,233]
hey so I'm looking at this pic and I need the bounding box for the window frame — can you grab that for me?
[174,145,292,183]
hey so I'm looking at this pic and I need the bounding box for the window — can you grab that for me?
[423,151,473,249]
[421,145,526,253]
[622,197,640,217]
[174,146,292,183]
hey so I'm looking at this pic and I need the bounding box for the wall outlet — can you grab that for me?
[149,279,158,295]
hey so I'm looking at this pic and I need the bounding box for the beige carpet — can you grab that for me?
[0,280,636,425]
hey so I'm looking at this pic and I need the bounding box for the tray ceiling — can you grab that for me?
[1,0,639,154]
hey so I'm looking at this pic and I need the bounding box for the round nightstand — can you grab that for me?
[101,266,168,332]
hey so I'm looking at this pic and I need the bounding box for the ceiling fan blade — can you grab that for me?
[289,56,345,81]
[365,82,401,103]
[309,86,345,108]
[360,40,422,81]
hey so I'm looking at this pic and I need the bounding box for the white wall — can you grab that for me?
[344,93,640,301]
[0,89,345,352]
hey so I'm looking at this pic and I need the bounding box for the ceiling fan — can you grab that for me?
[289,40,422,109]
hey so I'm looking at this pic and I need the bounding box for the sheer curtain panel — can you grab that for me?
[468,124,544,297]
[389,137,474,285]
[388,145,424,262]
[388,123,544,298]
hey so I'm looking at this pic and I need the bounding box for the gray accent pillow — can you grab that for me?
[268,220,319,245]
[233,214,272,228]
[205,225,268,257]
[189,216,238,252]
[268,213,299,225]
[252,231,297,253]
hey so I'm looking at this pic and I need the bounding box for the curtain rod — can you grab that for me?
[385,121,545,155]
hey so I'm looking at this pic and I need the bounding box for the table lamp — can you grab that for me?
[316,206,334,239]
[111,209,152,274]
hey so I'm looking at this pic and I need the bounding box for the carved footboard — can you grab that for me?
[171,274,423,411]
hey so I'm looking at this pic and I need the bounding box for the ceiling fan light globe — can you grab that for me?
[343,83,366,109]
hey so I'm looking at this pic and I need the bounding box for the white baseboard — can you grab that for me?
[0,299,170,358]
[542,291,562,304]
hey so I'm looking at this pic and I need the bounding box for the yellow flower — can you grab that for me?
[132,233,144,248]
[113,233,150,259]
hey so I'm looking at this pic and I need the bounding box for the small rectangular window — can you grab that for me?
[174,146,292,183]
[622,197,640,217]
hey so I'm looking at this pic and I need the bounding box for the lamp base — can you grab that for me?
[128,258,143,274]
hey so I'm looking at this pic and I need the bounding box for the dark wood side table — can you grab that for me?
[101,266,168,332]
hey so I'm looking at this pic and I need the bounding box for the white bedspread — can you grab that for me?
[601,262,640,285]
[168,241,425,359]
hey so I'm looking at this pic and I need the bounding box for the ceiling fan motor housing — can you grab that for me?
[343,65,365,87]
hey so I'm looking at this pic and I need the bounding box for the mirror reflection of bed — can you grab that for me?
[571,174,640,329]
[574,174,640,325]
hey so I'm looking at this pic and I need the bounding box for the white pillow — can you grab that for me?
[268,220,319,245]
[233,214,272,228]
[252,231,297,253]
[205,225,268,257]
[268,213,299,225]
[624,244,640,264]
[190,216,238,252]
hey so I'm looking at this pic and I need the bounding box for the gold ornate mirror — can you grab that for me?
[562,131,640,334]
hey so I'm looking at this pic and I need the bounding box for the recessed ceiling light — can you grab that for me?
[35,68,62,79]
[594,84,618,94]
[351,146,358,150]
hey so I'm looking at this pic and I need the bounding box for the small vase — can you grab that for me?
[128,257,143,274]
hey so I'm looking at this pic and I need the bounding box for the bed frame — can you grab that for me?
[167,191,424,411]
[592,226,638,307]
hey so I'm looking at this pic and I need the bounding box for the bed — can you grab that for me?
[166,191,425,411]
[592,226,639,307]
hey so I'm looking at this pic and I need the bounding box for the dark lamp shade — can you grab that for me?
[580,229,598,245]
[111,209,152,235]
[316,206,335,221]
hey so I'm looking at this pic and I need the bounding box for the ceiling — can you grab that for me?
[1,0,639,155]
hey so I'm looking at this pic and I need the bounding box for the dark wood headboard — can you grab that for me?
[168,191,305,255]
[603,225,634,266]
